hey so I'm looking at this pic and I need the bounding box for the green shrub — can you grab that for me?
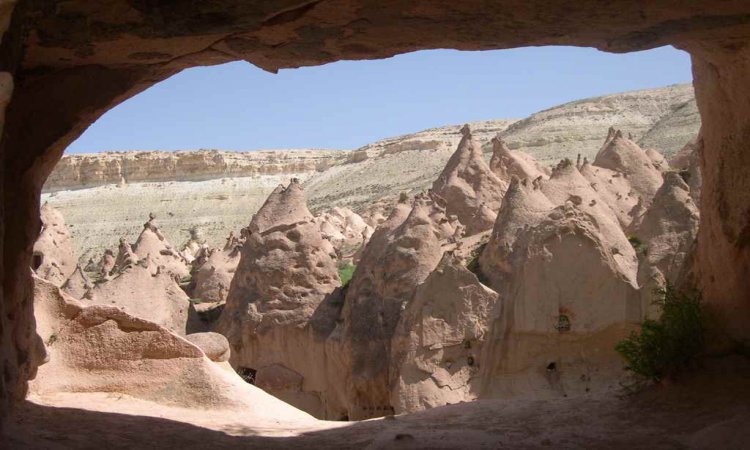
[338,263,356,288]
[615,283,703,382]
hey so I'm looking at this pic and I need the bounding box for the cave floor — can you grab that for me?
[6,356,749,450]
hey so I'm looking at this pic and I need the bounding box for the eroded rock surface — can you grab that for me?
[634,172,700,315]
[85,263,192,334]
[32,203,77,286]
[390,252,499,413]
[342,192,456,419]
[29,276,312,421]
[216,179,341,418]
[478,173,640,399]
[431,125,507,235]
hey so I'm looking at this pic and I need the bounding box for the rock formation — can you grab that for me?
[132,214,190,279]
[8,3,750,421]
[633,172,700,315]
[60,265,91,300]
[593,129,664,209]
[29,275,313,421]
[216,179,341,418]
[489,135,547,182]
[478,173,640,398]
[342,192,456,419]
[190,244,241,305]
[314,207,373,261]
[32,203,77,286]
[85,261,193,334]
[431,125,507,235]
[670,136,703,207]
[44,149,340,192]
[389,252,500,413]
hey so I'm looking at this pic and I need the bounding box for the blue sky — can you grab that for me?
[66,46,692,154]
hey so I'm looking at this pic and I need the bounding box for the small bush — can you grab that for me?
[615,283,703,382]
[338,263,356,288]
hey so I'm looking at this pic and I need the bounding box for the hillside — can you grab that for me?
[42,83,700,261]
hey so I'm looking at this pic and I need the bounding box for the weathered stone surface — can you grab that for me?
[314,206,373,261]
[670,136,703,207]
[29,275,313,421]
[191,246,241,305]
[431,125,507,235]
[44,149,340,192]
[60,265,91,300]
[185,332,231,363]
[32,203,76,286]
[634,172,700,316]
[85,263,192,335]
[478,174,640,399]
[390,252,499,414]
[3,0,750,426]
[342,192,456,419]
[132,215,190,279]
[216,180,341,418]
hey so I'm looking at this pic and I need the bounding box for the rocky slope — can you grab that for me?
[45,149,342,191]
[42,84,700,263]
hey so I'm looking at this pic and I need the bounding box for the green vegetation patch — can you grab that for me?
[615,283,704,382]
[338,263,356,288]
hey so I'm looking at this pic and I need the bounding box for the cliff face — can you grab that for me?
[44,149,342,192]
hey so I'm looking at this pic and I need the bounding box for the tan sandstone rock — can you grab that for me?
[29,275,313,421]
[216,179,341,418]
[60,265,91,300]
[389,252,500,414]
[431,125,507,235]
[478,175,640,399]
[633,172,700,316]
[190,246,241,305]
[32,203,77,286]
[85,262,193,334]
[342,192,456,419]
[132,213,190,279]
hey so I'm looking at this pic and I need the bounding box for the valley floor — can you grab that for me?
[7,356,749,450]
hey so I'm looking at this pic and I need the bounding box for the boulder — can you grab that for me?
[185,332,231,362]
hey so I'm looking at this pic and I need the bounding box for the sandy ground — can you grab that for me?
[5,356,749,450]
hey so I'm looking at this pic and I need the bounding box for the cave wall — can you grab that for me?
[686,41,750,345]
[2,0,750,427]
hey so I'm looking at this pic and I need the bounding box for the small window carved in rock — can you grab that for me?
[555,314,571,332]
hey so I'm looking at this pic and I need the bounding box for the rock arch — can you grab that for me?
[2,0,750,425]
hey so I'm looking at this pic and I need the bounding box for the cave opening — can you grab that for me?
[28,45,700,426]
[6,1,748,442]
